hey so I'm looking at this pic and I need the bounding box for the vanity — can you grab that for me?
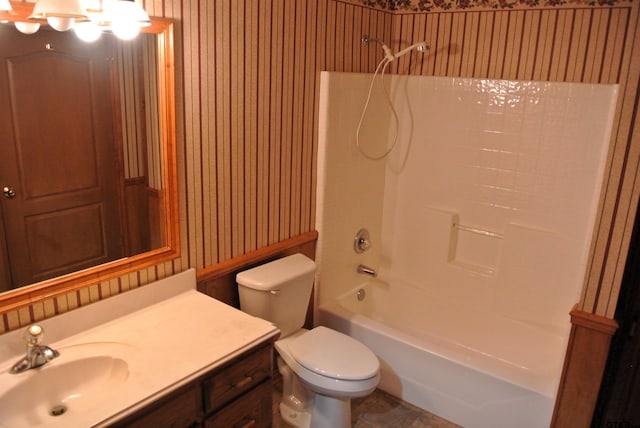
[0,269,279,427]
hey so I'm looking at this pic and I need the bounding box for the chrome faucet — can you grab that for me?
[10,325,59,374]
[357,264,377,277]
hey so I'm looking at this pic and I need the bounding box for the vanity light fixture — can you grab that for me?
[12,0,150,41]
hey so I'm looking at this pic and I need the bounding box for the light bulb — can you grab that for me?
[74,21,101,42]
[47,16,75,31]
[15,22,41,35]
[112,21,140,40]
[99,0,149,40]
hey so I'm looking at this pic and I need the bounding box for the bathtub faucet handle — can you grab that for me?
[354,228,372,254]
[357,264,377,277]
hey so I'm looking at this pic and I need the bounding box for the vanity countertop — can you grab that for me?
[0,269,279,428]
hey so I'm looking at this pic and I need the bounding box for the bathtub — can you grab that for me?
[317,278,567,428]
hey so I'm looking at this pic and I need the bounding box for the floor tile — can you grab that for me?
[272,383,460,428]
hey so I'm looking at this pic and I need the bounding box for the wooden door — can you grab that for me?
[0,27,124,288]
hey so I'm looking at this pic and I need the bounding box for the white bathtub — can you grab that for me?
[317,278,566,428]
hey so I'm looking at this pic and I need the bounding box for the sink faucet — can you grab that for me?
[10,325,59,374]
[357,264,377,277]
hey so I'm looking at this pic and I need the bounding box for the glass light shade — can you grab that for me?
[15,21,41,34]
[113,1,151,27]
[0,0,11,13]
[74,21,101,42]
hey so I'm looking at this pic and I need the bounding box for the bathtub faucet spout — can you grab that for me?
[357,264,377,277]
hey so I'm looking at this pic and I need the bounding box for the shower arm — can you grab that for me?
[362,35,394,61]
[361,35,429,62]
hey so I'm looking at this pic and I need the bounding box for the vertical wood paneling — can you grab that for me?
[184,0,201,269]
[502,11,524,80]
[383,7,629,85]
[246,0,259,254]
[447,13,464,76]
[257,1,271,249]
[459,12,478,77]
[267,0,279,246]
[548,10,571,82]
[231,0,244,256]
[216,1,231,261]
[204,1,216,266]
[566,10,589,82]
[302,2,318,234]
[520,11,540,80]
[532,10,555,81]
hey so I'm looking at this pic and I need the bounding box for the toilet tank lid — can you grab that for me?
[236,253,316,291]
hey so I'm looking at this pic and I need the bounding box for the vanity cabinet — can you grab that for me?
[114,343,274,428]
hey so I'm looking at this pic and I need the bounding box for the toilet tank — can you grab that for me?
[236,254,316,338]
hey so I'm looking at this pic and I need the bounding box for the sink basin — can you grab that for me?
[0,344,130,427]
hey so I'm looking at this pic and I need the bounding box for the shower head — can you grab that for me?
[393,41,429,59]
[416,42,429,52]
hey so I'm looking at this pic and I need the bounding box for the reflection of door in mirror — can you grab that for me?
[0,29,130,290]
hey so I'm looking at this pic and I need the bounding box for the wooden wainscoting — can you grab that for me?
[196,231,318,327]
[551,308,618,427]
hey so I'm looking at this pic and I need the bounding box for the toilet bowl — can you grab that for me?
[275,328,379,428]
[236,254,380,428]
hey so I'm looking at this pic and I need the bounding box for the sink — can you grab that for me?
[0,343,130,427]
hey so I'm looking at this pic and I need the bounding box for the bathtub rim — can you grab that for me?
[318,282,565,398]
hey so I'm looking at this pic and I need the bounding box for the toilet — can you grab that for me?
[236,253,380,428]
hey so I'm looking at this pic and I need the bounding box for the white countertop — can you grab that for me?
[0,269,279,427]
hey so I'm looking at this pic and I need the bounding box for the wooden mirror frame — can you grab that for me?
[0,5,179,313]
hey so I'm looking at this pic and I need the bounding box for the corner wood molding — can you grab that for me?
[570,308,618,335]
[551,306,618,428]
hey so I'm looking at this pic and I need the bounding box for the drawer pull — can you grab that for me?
[237,418,256,428]
[232,376,253,389]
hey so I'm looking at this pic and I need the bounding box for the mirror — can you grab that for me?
[0,11,179,311]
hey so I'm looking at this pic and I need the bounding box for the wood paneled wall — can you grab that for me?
[390,8,631,83]
[2,1,639,339]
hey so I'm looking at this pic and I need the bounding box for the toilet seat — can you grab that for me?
[288,326,379,381]
[275,327,380,398]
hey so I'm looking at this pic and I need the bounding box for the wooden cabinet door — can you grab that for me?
[0,27,123,287]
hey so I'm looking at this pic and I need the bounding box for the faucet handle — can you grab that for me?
[24,325,44,345]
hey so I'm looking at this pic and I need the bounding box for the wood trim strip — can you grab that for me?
[196,230,318,283]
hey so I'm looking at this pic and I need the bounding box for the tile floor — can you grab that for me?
[272,383,461,428]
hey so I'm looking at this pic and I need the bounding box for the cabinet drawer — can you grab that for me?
[204,346,271,412]
[204,380,272,428]
[115,384,201,428]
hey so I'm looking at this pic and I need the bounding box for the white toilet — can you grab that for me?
[236,253,380,428]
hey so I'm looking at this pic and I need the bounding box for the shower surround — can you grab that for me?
[315,72,618,427]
